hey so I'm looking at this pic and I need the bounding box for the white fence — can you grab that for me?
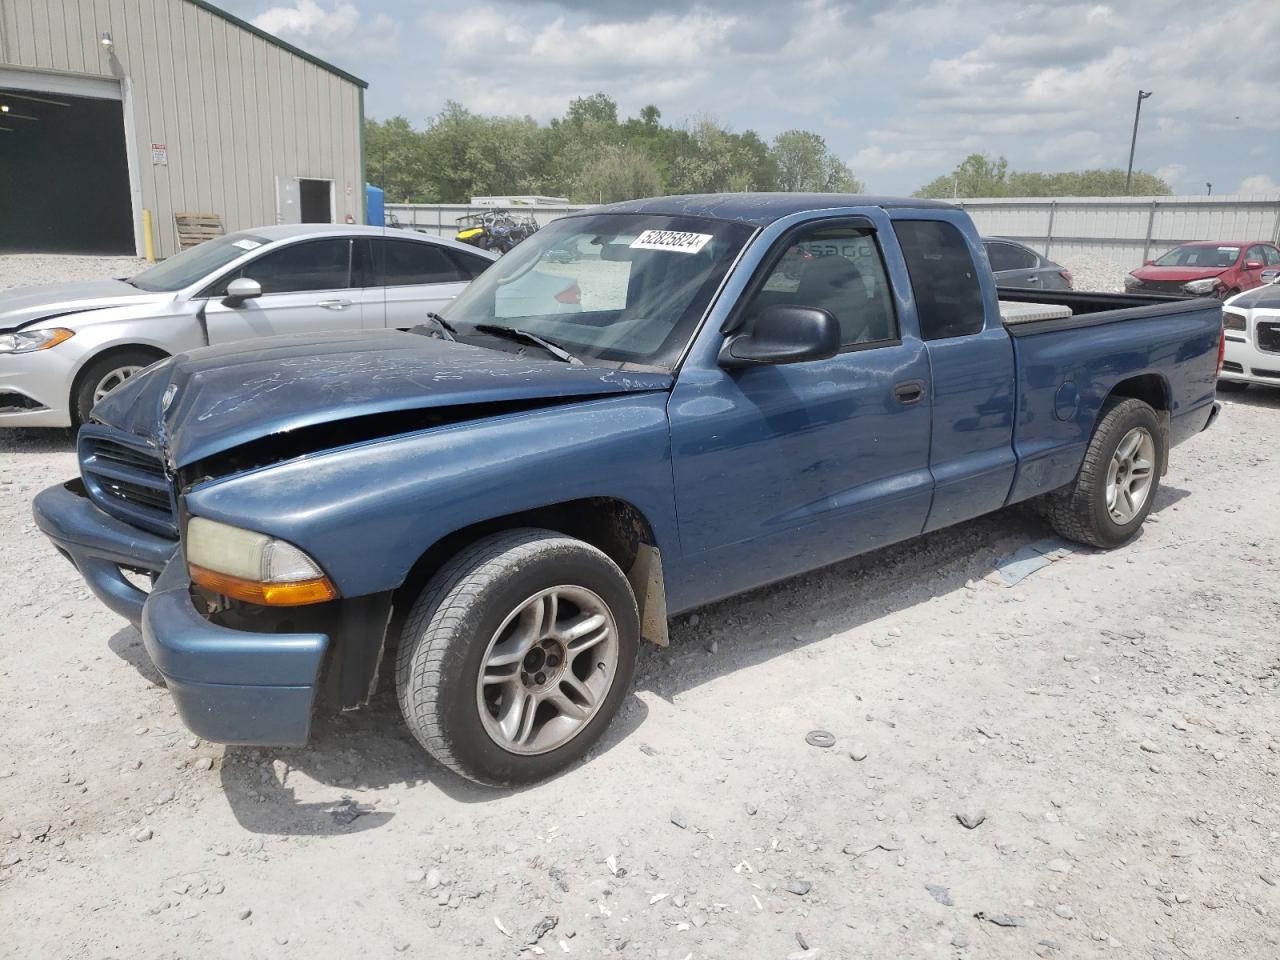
[956,195,1280,267]
[388,195,1280,268]
[385,203,587,237]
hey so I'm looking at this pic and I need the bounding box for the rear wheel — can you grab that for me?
[1045,398,1163,549]
[395,528,639,786]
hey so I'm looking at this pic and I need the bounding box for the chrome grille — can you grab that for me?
[78,427,177,538]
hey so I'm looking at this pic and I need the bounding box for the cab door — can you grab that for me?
[1242,245,1270,291]
[201,237,369,343]
[667,217,934,608]
[892,214,1016,532]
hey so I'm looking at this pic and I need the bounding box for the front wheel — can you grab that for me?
[395,528,639,786]
[72,349,161,427]
[1045,398,1163,549]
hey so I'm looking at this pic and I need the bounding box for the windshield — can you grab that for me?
[443,213,755,368]
[128,232,270,291]
[1154,245,1239,269]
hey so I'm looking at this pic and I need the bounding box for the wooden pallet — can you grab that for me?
[174,212,224,249]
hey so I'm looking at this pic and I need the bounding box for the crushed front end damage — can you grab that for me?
[32,328,674,746]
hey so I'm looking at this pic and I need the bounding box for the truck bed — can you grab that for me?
[995,287,1205,336]
[999,286,1221,506]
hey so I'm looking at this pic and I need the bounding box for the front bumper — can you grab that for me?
[1222,328,1280,387]
[33,480,329,746]
[0,345,78,427]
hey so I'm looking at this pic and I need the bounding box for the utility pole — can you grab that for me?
[1125,90,1153,194]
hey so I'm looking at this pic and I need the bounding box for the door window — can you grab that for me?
[374,239,465,286]
[447,249,497,280]
[1264,246,1280,266]
[1245,245,1268,266]
[237,239,353,294]
[893,220,986,341]
[985,241,1037,272]
[743,224,899,348]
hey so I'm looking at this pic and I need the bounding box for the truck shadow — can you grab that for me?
[0,427,75,453]
[214,692,651,834]
[636,485,1189,708]
[101,483,1191,832]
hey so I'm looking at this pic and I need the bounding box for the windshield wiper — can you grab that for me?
[409,311,458,341]
[473,324,581,364]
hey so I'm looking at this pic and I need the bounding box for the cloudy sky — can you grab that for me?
[218,0,1280,196]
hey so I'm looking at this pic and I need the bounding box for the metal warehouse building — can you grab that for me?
[0,0,366,258]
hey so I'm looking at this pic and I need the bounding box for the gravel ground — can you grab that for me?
[2,256,1279,960]
[1,254,149,292]
[1055,254,1131,293]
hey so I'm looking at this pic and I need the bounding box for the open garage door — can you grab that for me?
[0,70,134,255]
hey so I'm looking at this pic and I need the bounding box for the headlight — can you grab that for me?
[186,516,337,606]
[1123,275,1142,290]
[1223,311,1246,331]
[1183,277,1220,295]
[0,328,74,354]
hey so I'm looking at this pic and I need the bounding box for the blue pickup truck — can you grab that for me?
[34,194,1223,786]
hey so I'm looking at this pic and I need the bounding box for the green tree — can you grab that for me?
[669,116,776,193]
[915,154,1173,199]
[364,116,430,202]
[366,95,883,204]
[771,129,864,193]
[573,144,663,203]
[914,153,1010,199]
[420,101,548,202]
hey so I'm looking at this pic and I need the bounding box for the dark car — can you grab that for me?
[1125,240,1280,299]
[982,237,1073,289]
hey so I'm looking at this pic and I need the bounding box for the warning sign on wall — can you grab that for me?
[151,143,168,165]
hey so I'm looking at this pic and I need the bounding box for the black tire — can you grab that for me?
[1045,398,1163,549]
[1216,380,1248,393]
[395,528,639,787]
[71,348,164,427]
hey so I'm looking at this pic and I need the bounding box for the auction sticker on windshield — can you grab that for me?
[630,230,713,254]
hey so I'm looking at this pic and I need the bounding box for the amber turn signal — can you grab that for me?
[188,563,338,606]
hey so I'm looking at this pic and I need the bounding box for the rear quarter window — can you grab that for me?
[893,220,986,341]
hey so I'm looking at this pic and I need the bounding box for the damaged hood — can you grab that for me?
[94,330,674,467]
[0,279,173,331]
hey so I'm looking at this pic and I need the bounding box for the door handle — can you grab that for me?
[892,380,926,404]
[318,299,352,310]
[1025,275,1041,283]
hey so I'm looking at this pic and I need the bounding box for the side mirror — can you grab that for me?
[718,304,841,369]
[1143,259,1155,266]
[223,277,262,307]
[1244,260,1264,270]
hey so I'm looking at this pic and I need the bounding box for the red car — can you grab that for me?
[1124,240,1280,298]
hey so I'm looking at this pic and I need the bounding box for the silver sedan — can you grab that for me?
[0,225,498,427]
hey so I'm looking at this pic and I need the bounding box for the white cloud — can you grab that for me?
[1236,174,1280,196]
[252,0,399,58]
[282,0,1279,194]
[1156,163,1188,190]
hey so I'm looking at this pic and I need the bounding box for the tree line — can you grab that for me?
[914,153,1172,199]
[366,94,1173,204]
[366,94,863,204]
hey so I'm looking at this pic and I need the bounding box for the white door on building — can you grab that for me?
[276,176,301,225]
